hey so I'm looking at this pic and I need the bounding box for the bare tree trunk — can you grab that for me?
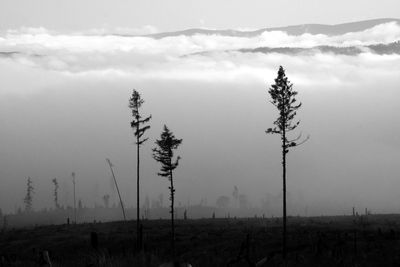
[282,125,287,259]
[106,159,126,221]
[170,171,175,261]
[73,174,76,224]
[136,130,141,250]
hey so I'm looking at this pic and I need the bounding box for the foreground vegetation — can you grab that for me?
[2,215,400,266]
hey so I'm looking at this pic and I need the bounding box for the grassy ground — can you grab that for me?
[1,215,400,266]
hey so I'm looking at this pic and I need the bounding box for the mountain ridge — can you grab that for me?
[141,18,400,39]
[185,41,400,57]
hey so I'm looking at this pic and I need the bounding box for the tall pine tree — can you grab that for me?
[129,89,151,250]
[266,66,308,259]
[152,125,182,260]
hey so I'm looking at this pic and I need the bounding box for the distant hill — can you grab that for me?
[238,41,400,56]
[186,41,400,57]
[145,18,400,39]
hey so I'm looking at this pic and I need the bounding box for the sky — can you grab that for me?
[0,1,400,217]
[0,0,400,32]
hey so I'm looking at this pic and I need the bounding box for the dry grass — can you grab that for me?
[1,216,400,266]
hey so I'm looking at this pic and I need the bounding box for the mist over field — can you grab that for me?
[1,19,400,216]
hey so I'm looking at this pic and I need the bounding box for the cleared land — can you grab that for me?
[1,215,400,266]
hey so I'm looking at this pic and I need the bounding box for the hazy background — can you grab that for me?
[0,1,399,217]
[1,0,400,32]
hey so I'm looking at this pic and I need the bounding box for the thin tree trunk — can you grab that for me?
[170,171,175,261]
[73,176,76,224]
[107,159,126,221]
[136,129,141,250]
[282,126,287,259]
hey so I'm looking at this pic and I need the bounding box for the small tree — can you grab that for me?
[152,125,182,260]
[72,172,77,224]
[129,89,151,249]
[52,178,60,209]
[266,66,308,259]
[24,177,34,212]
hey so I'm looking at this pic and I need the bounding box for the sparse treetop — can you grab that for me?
[267,66,308,150]
[129,89,152,146]
[152,125,182,178]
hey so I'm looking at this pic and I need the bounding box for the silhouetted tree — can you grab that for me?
[266,66,308,259]
[52,178,60,209]
[129,89,152,249]
[152,125,182,260]
[23,177,34,212]
[72,172,77,223]
[106,158,126,220]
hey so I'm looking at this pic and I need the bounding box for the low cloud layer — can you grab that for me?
[0,22,399,94]
[0,22,399,97]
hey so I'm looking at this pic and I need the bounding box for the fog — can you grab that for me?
[0,22,399,217]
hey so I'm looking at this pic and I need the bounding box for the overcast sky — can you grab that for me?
[0,0,400,32]
[0,1,399,216]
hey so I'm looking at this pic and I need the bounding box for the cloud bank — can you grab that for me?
[0,22,400,94]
